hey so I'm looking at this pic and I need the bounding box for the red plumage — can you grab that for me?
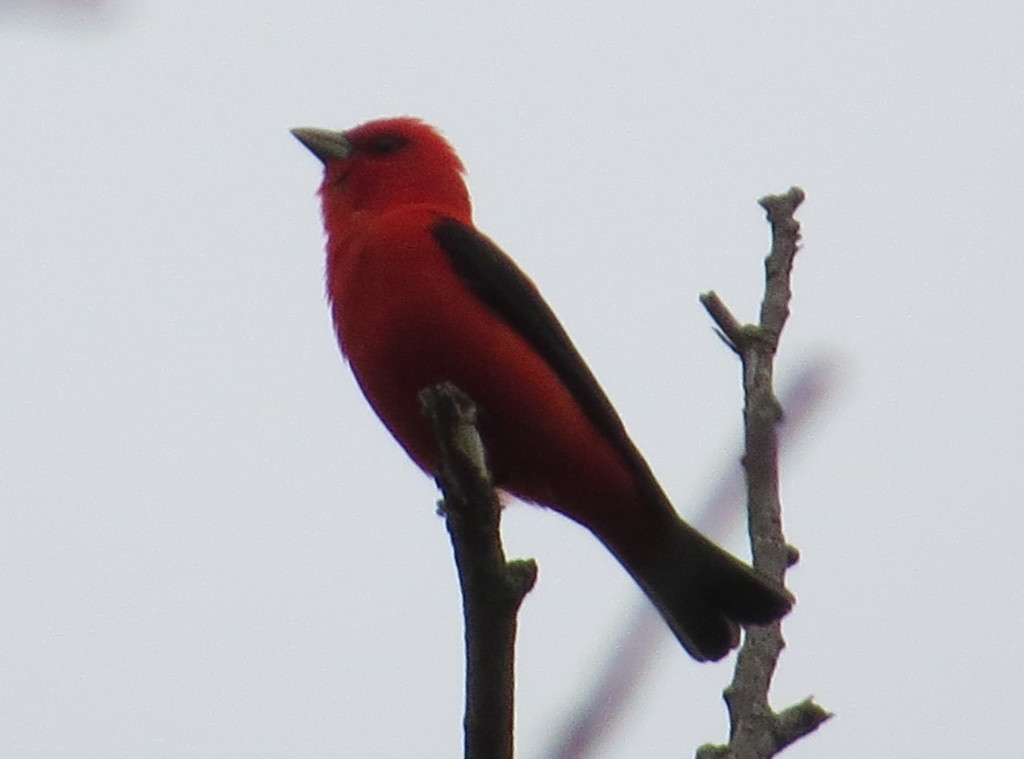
[292,117,792,661]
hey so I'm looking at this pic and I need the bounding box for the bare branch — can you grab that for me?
[697,187,831,759]
[699,291,745,354]
[758,187,805,341]
[420,383,537,759]
[774,698,834,751]
[541,360,837,759]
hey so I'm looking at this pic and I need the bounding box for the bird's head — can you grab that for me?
[292,117,471,224]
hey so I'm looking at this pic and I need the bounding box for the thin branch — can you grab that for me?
[420,383,538,759]
[697,187,831,759]
[541,360,837,759]
[699,291,745,354]
[757,189,805,340]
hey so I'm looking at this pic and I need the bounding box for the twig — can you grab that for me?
[696,187,832,759]
[420,383,538,759]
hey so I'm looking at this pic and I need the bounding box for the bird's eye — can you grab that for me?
[364,134,410,156]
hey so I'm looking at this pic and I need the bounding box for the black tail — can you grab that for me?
[608,516,793,662]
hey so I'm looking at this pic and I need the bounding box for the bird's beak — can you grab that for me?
[290,127,352,164]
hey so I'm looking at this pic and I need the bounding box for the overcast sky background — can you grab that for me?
[2,2,1022,757]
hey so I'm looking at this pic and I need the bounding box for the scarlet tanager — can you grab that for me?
[291,117,792,661]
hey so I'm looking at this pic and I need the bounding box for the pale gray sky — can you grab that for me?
[2,2,1022,757]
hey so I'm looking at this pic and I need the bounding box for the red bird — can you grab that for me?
[292,117,792,661]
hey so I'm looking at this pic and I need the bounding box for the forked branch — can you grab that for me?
[697,187,832,759]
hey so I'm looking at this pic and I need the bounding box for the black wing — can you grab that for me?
[431,217,665,501]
